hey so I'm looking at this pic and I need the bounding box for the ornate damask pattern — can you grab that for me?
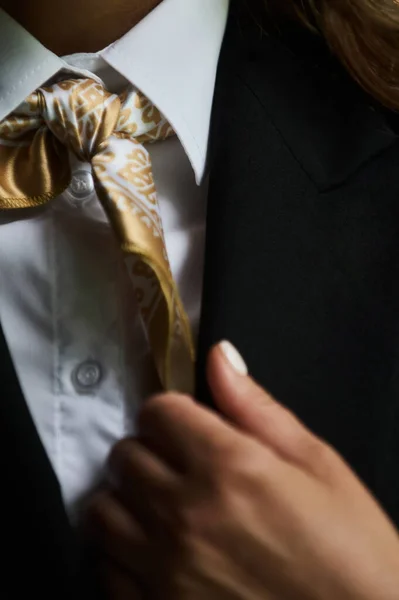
[0,79,195,393]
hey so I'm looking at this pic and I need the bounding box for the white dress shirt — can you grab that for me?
[0,0,229,517]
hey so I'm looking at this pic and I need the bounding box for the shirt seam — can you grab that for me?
[50,206,63,481]
[0,55,59,104]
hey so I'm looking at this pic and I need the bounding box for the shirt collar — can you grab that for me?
[0,0,229,184]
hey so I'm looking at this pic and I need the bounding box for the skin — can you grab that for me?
[0,0,162,54]
[86,344,399,599]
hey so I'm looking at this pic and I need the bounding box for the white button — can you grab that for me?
[69,170,95,200]
[73,360,102,391]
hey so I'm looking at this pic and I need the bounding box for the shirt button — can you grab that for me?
[73,360,103,391]
[69,170,95,200]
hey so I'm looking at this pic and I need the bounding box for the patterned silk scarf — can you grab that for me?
[0,78,195,394]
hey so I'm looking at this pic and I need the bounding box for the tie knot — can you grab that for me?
[0,78,174,168]
[39,79,121,161]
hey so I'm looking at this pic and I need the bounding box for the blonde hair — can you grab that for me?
[261,0,399,110]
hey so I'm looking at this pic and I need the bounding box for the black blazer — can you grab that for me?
[2,6,399,597]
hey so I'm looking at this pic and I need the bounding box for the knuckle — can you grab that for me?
[315,441,339,472]
[203,447,261,514]
[167,570,195,600]
[265,403,337,472]
[299,434,338,473]
[176,524,199,555]
[297,434,322,460]
[108,439,134,471]
[166,498,199,539]
[172,494,222,541]
[139,394,169,423]
[210,435,241,465]
[200,441,262,509]
[109,441,147,484]
[179,504,205,535]
[139,393,192,428]
[205,449,236,491]
[253,387,274,407]
[223,448,268,501]
[108,438,133,473]
[86,493,115,538]
[214,438,256,479]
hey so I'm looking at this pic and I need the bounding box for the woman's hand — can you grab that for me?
[87,342,399,600]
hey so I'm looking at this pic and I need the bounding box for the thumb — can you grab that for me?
[207,341,319,465]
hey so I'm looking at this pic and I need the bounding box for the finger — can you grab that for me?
[85,489,151,577]
[138,392,245,473]
[207,341,334,473]
[136,395,195,472]
[101,561,142,600]
[108,438,181,533]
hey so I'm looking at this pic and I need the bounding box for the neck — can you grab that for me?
[0,0,162,54]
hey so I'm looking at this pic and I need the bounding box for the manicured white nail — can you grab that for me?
[220,341,248,376]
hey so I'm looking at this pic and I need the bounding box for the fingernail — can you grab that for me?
[219,341,248,376]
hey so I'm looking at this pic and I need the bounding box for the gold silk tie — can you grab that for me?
[0,78,195,393]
